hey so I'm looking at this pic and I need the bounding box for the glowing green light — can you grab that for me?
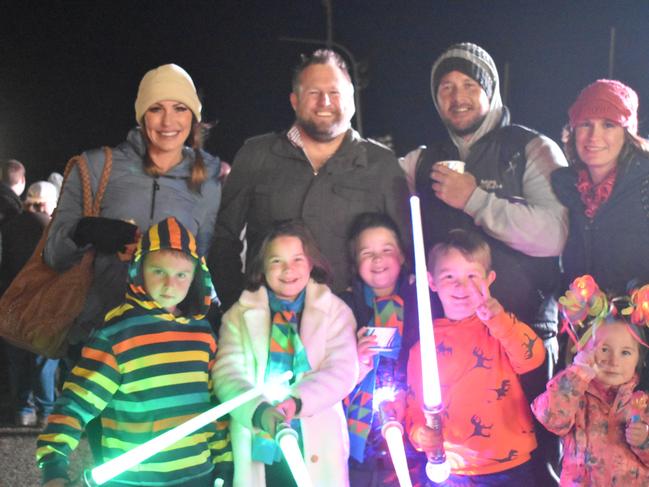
[86,371,293,486]
[382,421,412,487]
[276,424,313,487]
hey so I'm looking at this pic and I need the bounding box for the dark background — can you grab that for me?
[2,0,648,183]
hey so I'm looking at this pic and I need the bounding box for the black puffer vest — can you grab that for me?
[415,124,560,339]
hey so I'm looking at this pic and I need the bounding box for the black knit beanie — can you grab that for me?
[432,43,496,100]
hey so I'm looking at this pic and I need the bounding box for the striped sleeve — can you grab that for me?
[36,333,121,483]
[207,339,233,479]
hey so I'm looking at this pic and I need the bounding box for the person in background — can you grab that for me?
[340,212,425,486]
[213,220,358,487]
[1,181,60,427]
[0,159,26,224]
[208,49,409,311]
[47,172,63,198]
[37,217,231,487]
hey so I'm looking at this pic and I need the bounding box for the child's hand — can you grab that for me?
[573,344,596,368]
[411,424,441,452]
[260,407,284,437]
[275,397,297,422]
[260,398,297,436]
[470,279,503,322]
[626,421,649,447]
[357,327,378,366]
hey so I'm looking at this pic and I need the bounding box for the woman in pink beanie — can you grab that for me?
[552,79,649,297]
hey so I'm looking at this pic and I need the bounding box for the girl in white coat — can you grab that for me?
[213,221,359,487]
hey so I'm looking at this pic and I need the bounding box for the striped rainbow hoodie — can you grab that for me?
[37,217,231,485]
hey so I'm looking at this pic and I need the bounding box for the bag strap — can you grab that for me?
[60,147,113,217]
[92,147,113,216]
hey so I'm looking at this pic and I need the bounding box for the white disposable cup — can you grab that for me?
[437,160,465,174]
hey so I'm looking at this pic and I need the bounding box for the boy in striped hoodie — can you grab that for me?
[37,217,231,486]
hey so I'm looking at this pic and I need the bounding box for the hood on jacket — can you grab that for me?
[127,216,214,319]
[430,43,505,160]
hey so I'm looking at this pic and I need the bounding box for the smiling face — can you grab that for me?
[290,62,355,143]
[356,226,405,297]
[436,70,490,138]
[429,248,495,320]
[574,118,626,183]
[143,249,196,314]
[593,321,640,388]
[263,236,313,301]
[143,100,193,161]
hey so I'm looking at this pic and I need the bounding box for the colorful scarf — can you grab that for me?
[252,289,311,465]
[576,168,618,219]
[346,286,404,462]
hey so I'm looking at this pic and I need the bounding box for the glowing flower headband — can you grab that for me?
[559,275,649,350]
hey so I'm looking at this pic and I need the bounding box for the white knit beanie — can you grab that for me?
[26,181,58,206]
[134,64,202,124]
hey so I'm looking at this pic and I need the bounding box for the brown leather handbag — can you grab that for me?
[0,147,112,358]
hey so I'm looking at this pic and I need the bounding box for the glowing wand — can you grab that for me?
[275,423,314,487]
[84,371,294,486]
[382,421,413,487]
[410,195,450,482]
[376,386,412,487]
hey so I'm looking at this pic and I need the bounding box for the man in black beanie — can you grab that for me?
[402,42,567,485]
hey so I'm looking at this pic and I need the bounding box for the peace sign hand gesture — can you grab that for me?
[469,277,503,323]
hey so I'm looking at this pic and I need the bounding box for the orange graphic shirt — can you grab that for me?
[406,312,545,476]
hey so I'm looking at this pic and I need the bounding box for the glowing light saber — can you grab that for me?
[84,371,294,486]
[409,195,450,482]
[382,421,413,487]
[410,196,442,410]
[275,423,314,487]
[374,386,412,487]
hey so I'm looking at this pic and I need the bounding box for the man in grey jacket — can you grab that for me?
[402,42,567,485]
[209,49,409,309]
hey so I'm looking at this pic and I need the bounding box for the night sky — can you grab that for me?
[2,0,649,183]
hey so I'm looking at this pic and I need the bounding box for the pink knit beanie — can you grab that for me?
[568,79,638,134]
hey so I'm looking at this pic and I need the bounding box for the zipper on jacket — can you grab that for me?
[150,178,160,221]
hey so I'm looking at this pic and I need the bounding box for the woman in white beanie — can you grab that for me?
[43,63,222,356]
[40,62,225,479]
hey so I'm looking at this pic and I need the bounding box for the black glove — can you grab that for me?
[72,217,138,254]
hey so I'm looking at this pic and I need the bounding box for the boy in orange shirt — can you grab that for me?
[406,229,545,486]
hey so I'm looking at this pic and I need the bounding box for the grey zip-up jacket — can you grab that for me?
[44,128,221,343]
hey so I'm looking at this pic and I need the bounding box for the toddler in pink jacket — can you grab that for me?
[532,276,649,486]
